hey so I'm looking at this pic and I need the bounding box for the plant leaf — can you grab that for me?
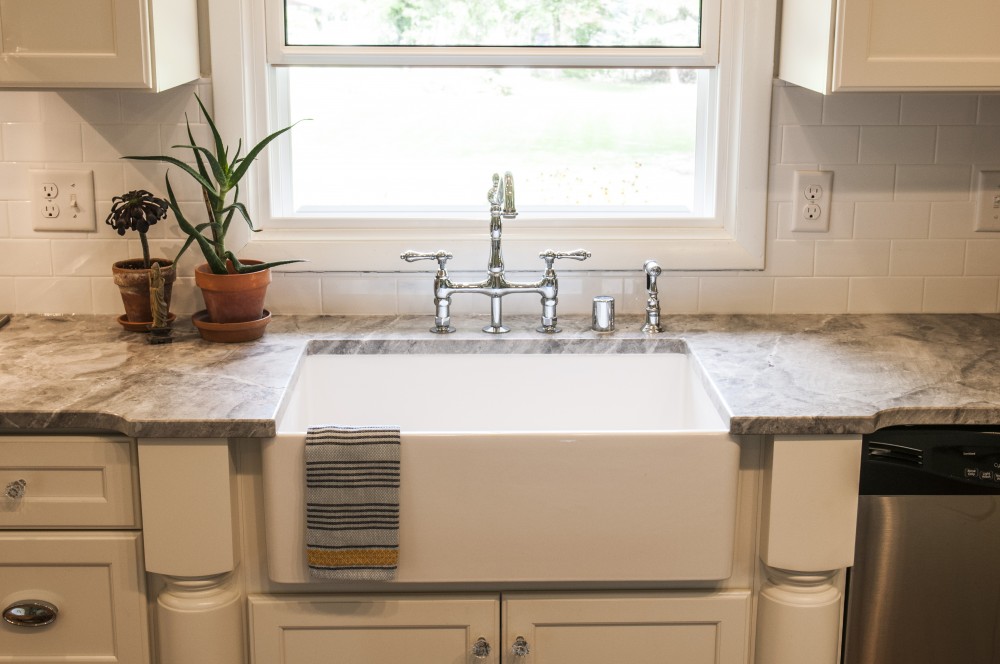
[165,174,228,274]
[125,154,216,193]
[174,144,227,189]
[229,120,304,185]
[195,93,230,175]
[185,114,213,185]
[226,252,305,273]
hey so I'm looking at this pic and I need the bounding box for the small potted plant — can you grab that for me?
[108,189,176,331]
[126,94,303,342]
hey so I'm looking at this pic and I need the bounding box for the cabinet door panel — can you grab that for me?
[836,0,1000,89]
[250,594,499,664]
[503,592,750,664]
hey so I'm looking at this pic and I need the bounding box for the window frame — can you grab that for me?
[207,0,775,272]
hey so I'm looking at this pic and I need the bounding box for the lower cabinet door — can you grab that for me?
[250,594,500,664]
[0,532,149,663]
[502,591,751,664]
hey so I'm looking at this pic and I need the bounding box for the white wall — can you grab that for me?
[1,81,999,316]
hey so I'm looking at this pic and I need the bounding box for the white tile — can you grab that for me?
[965,240,1000,275]
[0,240,52,275]
[698,276,773,313]
[0,162,30,200]
[772,84,824,126]
[168,277,203,315]
[2,122,83,162]
[0,202,8,237]
[923,277,999,312]
[853,202,930,239]
[900,94,978,125]
[929,202,977,239]
[321,274,396,315]
[822,93,900,125]
[121,84,199,124]
[658,277,700,314]
[848,277,924,313]
[815,240,890,276]
[266,273,322,314]
[396,275,436,315]
[937,126,1000,163]
[890,240,965,276]
[781,126,860,164]
[859,126,936,164]
[160,123,214,158]
[51,239,129,276]
[764,237,815,276]
[92,276,126,315]
[0,277,13,311]
[15,276,92,313]
[0,92,41,122]
[768,164,800,202]
[82,124,161,162]
[894,165,971,201]
[979,96,1000,125]
[819,164,895,202]
[41,90,122,124]
[773,277,849,313]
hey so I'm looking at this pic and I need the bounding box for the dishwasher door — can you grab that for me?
[843,428,1000,664]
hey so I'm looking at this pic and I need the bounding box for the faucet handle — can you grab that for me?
[401,250,453,272]
[539,249,592,271]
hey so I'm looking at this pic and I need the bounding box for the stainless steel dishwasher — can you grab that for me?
[843,427,1000,664]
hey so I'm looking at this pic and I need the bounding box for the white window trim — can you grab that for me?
[208,0,775,272]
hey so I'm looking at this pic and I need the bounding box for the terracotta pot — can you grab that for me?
[112,258,176,324]
[194,260,272,324]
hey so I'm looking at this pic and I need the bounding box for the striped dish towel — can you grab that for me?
[305,425,400,580]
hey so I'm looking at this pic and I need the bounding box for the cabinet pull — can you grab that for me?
[3,479,26,500]
[471,636,491,659]
[510,635,530,657]
[3,600,58,627]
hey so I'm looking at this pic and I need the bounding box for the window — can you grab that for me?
[209,0,775,271]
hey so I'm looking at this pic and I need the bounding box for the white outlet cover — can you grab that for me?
[29,169,96,232]
[791,170,833,232]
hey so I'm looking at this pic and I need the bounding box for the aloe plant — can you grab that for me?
[126,94,303,275]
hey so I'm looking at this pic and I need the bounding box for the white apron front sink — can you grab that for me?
[262,341,740,585]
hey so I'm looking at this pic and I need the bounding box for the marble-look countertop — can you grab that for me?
[2,313,999,438]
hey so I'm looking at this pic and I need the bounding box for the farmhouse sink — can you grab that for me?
[262,339,740,584]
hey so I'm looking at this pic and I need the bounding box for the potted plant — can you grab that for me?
[107,189,176,331]
[126,94,303,341]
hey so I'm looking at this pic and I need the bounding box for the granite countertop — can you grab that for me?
[2,313,999,438]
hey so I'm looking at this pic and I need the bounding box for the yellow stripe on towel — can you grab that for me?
[307,548,399,568]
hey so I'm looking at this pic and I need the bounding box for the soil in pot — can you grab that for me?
[194,260,272,324]
[112,258,176,325]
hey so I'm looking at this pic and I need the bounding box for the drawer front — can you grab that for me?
[0,435,137,528]
[0,532,149,663]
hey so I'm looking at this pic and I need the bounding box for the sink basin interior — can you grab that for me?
[277,349,728,434]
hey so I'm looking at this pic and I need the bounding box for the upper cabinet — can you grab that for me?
[0,0,200,91]
[779,0,1000,93]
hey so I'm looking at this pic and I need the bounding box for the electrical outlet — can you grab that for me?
[975,170,1000,232]
[30,170,95,232]
[791,170,833,232]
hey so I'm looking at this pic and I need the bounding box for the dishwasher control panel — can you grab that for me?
[863,427,1000,494]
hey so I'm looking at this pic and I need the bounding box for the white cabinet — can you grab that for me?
[250,591,751,664]
[0,435,149,664]
[779,0,1000,93]
[0,0,199,91]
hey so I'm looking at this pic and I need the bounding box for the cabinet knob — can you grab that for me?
[3,479,26,500]
[471,636,492,659]
[510,635,530,657]
[3,600,58,627]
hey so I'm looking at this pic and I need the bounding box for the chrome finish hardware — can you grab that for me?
[4,478,26,500]
[402,171,589,335]
[641,259,663,333]
[471,636,492,659]
[510,635,530,658]
[3,600,58,627]
[592,295,615,332]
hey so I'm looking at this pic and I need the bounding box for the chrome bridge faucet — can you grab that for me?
[402,171,591,334]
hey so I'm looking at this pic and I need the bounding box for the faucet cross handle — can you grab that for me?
[539,249,591,271]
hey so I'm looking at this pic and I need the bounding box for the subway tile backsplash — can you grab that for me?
[2,80,1000,315]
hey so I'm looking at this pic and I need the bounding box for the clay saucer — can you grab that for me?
[191,309,271,343]
[117,312,176,332]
